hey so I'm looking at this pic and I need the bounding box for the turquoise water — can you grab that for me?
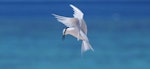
[0,1,150,69]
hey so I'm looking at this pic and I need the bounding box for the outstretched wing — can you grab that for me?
[70,4,87,35]
[52,14,79,27]
[70,4,83,19]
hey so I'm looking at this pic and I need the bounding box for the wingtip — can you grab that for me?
[69,4,74,7]
[52,14,56,16]
[52,14,59,17]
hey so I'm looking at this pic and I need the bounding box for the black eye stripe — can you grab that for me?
[65,27,69,29]
[64,27,69,34]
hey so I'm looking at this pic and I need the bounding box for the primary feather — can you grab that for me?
[52,14,79,28]
[70,4,84,19]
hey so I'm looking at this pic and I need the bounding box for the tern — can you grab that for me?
[52,4,94,54]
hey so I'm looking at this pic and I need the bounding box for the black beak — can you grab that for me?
[62,35,65,40]
[62,27,69,41]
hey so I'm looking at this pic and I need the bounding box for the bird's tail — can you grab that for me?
[81,41,94,54]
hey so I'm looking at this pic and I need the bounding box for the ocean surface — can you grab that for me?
[0,1,150,69]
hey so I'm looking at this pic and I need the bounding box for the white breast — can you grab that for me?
[66,27,88,41]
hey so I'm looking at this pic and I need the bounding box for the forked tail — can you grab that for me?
[81,41,94,54]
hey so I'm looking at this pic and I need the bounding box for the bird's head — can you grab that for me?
[62,27,69,40]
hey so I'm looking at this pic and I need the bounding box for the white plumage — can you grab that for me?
[52,4,94,54]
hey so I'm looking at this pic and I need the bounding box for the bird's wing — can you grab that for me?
[52,14,79,27]
[80,19,87,35]
[70,4,83,19]
[70,4,87,35]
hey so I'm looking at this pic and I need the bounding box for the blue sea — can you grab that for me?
[0,1,150,69]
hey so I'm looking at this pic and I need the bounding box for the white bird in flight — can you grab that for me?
[52,4,94,54]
